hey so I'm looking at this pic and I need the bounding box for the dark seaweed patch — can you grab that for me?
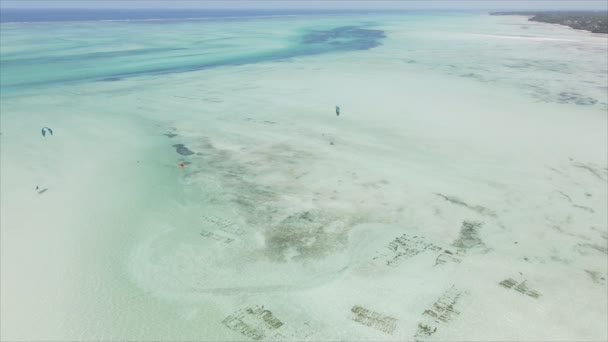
[349,305,397,334]
[436,194,496,217]
[551,224,591,242]
[576,243,608,255]
[499,278,518,289]
[415,286,464,341]
[503,59,571,74]
[173,143,194,156]
[374,233,442,267]
[301,26,385,50]
[585,270,607,285]
[452,221,484,249]
[499,278,541,299]
[179,136,381,263]
[434,249,462,266]
[264,210,350,262]
[572,162,608,181]
[99,77,122,82]
[573,204,594,213]
[590,227,608,241]
[557,92,598,106]
[200,230,234,244]
[461,73,485,81]
[222,305,284,340]
[202,214,245,235]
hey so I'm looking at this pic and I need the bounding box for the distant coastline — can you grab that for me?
[491,11,608,34]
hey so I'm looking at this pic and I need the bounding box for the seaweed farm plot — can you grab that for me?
[414,286,466,341]
[349,305,397,334]
[373,233,442,267]
[222,305,284,341]
[434,249,464,266]
[202,214,246,235]
[499,278,541,299]
[373,231,471,268]
[198,214,245,244]
[199,230,235,244]
[452,221,485,250]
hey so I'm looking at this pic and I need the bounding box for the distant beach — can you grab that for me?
[491,11,608,33]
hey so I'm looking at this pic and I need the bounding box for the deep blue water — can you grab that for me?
[91,26,386,81]
[0,9,353,23]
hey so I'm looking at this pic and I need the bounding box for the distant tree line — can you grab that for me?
[491,11,608,34]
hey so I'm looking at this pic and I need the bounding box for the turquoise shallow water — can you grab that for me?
[0,15,384,90]
[2,12,606,108]
[1,11,607,341]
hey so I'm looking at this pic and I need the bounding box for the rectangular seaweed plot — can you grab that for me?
[202,214,245,235]
[200,230,234,244]
[434,249,462,266]
[349,305,397,334]
[374,233,442,267]
[499,278,541,299]
[452,221,484,249]
[222,305,284,340]
[414,286,465,341]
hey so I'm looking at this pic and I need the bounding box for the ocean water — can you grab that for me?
[1,10,607,341]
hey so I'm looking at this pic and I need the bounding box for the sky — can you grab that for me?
[1,0,607,10]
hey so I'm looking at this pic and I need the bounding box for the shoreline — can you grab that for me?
[490,11,608,34]
[509,14,608,36]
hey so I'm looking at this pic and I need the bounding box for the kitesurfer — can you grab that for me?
[41,127,53,137]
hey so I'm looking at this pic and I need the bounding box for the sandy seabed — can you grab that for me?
[1,13,607,341]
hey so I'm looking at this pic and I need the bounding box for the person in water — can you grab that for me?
[41,127,53,137]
